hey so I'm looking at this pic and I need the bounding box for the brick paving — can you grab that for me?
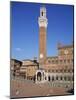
[10,79,71,98]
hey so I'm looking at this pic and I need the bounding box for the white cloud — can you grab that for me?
[15,48,22,51]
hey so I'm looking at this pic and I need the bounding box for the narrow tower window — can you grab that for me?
[42,11,43,16]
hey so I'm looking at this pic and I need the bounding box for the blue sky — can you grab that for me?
[11,2,74,60]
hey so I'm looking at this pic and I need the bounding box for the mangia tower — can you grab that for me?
[38,7,48,68]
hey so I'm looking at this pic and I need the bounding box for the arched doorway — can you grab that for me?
[37,72,42,81]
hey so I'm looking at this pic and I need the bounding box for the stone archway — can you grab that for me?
[36,70,46,83]
[37,72,42,81]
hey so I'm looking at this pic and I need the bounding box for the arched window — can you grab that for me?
[52,70,54,72]
[64,69,66,73]
[56,70,58,72]
[60,76,62,80]
[64,76,67,81]
[48,76,50,81]
[56,76,58,80]
[68,69,71,73]
[60,69,63,72]
[52,76,54,81]
[52,60,54,64]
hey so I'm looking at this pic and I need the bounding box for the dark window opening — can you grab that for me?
[52,76,54,81]
[60,76,62,80]
[56,76,58,80]
[42,11,43,16]
[48,76,50,81]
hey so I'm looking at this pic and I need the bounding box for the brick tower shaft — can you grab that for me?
[39,27,46,65]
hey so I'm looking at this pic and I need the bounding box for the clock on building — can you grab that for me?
[40,54,44,59]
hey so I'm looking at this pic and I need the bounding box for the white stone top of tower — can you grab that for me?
[38,6,48,28]
[40,7,46,18]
